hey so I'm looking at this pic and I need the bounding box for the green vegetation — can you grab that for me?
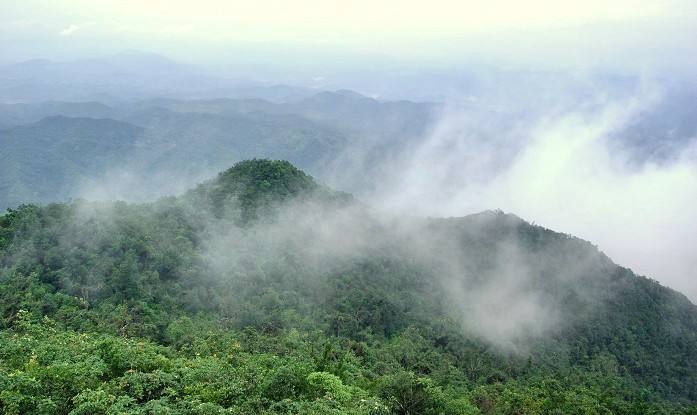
[0,91,434,210]
[0,116,143,209]
[0,110,347,210]
[1,159,696,414]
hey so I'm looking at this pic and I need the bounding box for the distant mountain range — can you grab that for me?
[0,51,318,103]
[0,90,439,209]
[2,79,696,211]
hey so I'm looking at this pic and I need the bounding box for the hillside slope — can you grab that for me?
[0,116,143,208]
[0,107,350,209]
[0,160,695,414]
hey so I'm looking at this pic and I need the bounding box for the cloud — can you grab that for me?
[59,24,80,36]
[59,22,95,36]
[364,84,697,301]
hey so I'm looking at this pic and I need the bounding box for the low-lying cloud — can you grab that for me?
[366,85,697,301]
[195,198,582,352]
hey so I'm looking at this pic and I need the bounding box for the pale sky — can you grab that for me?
[2,0,697,76]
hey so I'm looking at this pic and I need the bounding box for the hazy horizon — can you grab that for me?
[3,0,697,82]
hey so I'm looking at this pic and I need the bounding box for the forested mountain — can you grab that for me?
[1,160,695,414]
[3,77,696,214]
[0,116,143,209]
[0,92,438,210]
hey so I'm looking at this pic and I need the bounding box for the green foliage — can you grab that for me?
[1,159,696,413]
[0,117,143,210]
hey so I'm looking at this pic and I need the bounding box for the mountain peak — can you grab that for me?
[216,159,318,194]
[191,159,322,222]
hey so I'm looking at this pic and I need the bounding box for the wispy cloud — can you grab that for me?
[59,21,94,36]
[360,84,697,301]
[59,24,79,36]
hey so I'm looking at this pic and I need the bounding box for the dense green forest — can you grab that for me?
[1,160,696,414]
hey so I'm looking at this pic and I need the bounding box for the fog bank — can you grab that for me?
[366,86,697,300]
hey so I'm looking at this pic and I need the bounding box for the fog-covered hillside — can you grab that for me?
[1,160,696,414]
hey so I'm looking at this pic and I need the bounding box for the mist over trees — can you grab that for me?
[2,0,697,412]
[2,66,696,300]
[1,160,696,414]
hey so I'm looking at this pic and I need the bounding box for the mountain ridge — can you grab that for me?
[1,159,695,414]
